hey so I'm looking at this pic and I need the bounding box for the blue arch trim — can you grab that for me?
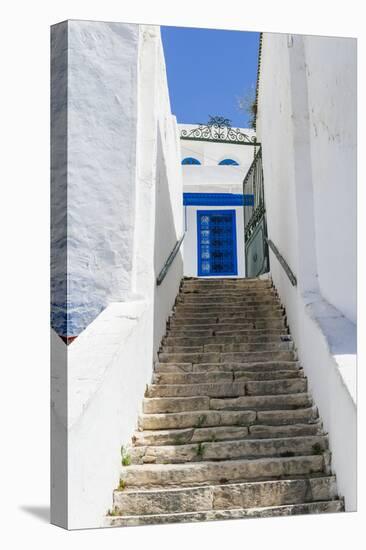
[218,158,239,165]
[182,157,201,165]
[183,193,254,206]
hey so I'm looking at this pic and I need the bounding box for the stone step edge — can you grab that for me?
[138,406,320,430]
[132,426,325,447]
[147,378,305,387]
[159,340,294,350]
[154,361,301,369]
[158,351,297,359]
[140,403,317,416]
[106,500,344,525]
[152,370,304,383]
[129,434,328,459]
[144,390,311,403]
[113,474,336,495]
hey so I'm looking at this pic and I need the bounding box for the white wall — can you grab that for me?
[183,205,245,278]
[304,35,357,324]
[68,20,139,336]
[182,166,245,194]
[51,21,183,529]
[257,32,356,510]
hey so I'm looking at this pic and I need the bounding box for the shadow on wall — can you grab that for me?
[50,22,67,341]
[153,125,182,354]
[304,293,357,356]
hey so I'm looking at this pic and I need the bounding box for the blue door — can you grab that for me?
[197,210,238,276]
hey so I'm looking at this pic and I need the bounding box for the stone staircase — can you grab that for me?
[107,277,343,527]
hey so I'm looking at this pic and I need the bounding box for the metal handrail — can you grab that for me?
[266,238,297,286]
[156,234,185,286]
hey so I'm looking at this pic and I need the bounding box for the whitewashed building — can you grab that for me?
[179,120,257,277]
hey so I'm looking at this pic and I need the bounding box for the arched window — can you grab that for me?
[182,157,201,165]
[218,159,239,166]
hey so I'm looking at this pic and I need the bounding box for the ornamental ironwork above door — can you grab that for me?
[180,116,259,146]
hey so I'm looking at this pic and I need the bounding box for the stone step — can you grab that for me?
[107,499,343,526]
[182,278,272,286]
[174,298,284,313]
[132,421,324,447]
[119,455,326,488]
[177,295,279,304]
[146,378,306,399]
[169,320,287,330]
[175,303,283,312]
[178,287,278,299]
[173,309,285,319]
[248,422,324,439]
[221,350,296,362]
[160,341,294,354]
[247,378,307,395]
[181,281,272,290]
[111,475,337,517]
[170,319,286,329]
[146,382,247,399]
[210,392,312,411]
[158,350,296,364]
[177,300,281,309]
[168,326,288,337]
[139,409,255,431]
[167,322,288,330]
[163,333,291,346]
[154,361,301,374]
[133,426,251,446]
[129,435,329,465]
[138,405,319,430]
[152,369,303,385]
[257,407,319,425]
[143,396,210,414]
[144,392,312,414]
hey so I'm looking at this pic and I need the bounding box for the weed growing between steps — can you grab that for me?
[121,446,132,467]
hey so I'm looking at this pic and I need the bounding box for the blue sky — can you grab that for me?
[161,27,260,128]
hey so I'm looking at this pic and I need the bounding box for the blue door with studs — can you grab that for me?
[197,210,238,276]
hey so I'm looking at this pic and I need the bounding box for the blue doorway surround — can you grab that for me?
[197,210,238,276]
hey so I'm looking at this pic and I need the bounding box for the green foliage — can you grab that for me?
[121,445,132,467]
[196,442,205,457]
[195,414,207,428]
[236,87,257,129]
[118,479,127,490]
[312,443,323,455]
[107,507,120,516]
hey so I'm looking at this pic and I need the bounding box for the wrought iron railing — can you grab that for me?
[156,234,185,286]
[243,147,264,239]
